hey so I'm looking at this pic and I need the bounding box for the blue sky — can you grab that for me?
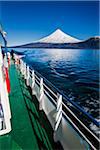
[0,1,99,46]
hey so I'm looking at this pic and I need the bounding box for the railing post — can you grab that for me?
[22,60,24,76]
[14,54,17,65]
[20,60,25,76]
[7,52,11,66]
[21,60,23,74]
[16,56,19,69]
[20,59,23,74]
[39,78,44,110]
[23,62,26,79]
[13,53,16,62]
[32,70,35,95]
[54,94,62,142]
[24,63,27,79]
[26,65,30,86]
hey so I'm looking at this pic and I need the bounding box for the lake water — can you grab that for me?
[14,48,99,121]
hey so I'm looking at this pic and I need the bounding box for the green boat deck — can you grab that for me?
[0,64,59,150]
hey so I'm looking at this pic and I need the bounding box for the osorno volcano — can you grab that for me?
[37,29,81,43]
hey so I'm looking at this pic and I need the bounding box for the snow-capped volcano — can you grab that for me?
[37,29,81,43]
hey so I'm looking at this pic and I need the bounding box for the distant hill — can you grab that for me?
[8,29,100,49]
[74,36,100,49]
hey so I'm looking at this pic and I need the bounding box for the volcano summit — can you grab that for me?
[37,29,81,44]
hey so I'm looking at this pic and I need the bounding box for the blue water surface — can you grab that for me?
[13,48,99,120]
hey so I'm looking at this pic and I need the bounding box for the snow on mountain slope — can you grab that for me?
[37,29,81,43]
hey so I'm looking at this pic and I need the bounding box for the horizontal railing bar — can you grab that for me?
[62,102,99,142]
[29,72,40,83]
[44,83,58,99]
[44,90,56,106]
[30,74,32,78]
[34,74,40,82]
[62,111,97,150]
[35,79,40,86]
[62,95,99,127]
[29,68,32,72]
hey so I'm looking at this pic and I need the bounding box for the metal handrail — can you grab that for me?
[62,102,99,142]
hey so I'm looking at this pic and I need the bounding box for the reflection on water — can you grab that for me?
[14,48,99,121]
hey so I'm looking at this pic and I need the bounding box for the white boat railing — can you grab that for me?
[14,53,99,150]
